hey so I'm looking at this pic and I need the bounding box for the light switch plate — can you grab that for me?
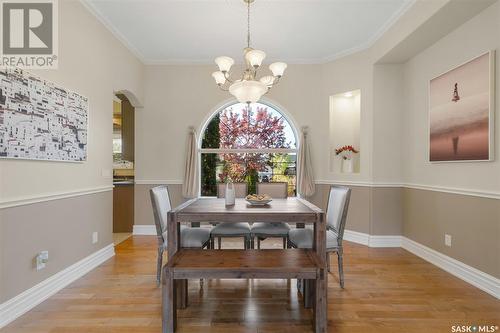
[36,251,49,270]
[92,232,98,244]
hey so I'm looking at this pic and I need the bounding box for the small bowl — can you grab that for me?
[245,198,272,206]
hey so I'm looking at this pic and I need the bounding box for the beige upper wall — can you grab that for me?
[402,1,500,192]
[0,0,144,202]
[136,64,323,182]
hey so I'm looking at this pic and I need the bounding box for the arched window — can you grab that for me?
[200,102,298,197]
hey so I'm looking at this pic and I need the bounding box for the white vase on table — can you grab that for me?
[225,181,235,206]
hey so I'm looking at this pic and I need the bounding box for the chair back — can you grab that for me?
[217,182,248,198]
[257,182,288,199]
[325,186,351,244]
[150,185,172,244]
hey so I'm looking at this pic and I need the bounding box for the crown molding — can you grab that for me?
[79,0,146,62]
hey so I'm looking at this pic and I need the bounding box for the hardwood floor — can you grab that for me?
[3,236,499,333]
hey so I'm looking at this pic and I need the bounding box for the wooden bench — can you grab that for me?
[162,249,326,333]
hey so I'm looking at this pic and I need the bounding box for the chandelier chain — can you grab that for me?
[247,0,251,48]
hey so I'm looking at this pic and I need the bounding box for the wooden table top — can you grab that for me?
[170,197,323,223]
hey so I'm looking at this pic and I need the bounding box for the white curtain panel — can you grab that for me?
[297,127,315,197]
[182,127,199,198]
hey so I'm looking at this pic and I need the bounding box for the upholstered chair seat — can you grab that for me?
[211,222,251,235]
[250,222,291,236]
[288,228,338,249]
[161,226,211,248]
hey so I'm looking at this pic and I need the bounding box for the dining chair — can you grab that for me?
[288,185,351,288]
[150,185,212,285]
[210,182,251,249]
[250,182,290,249]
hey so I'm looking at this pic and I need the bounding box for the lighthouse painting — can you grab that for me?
[429,51,495,162]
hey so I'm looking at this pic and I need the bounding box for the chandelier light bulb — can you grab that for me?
[212,71,226,85]
[269,62,287,77]
[215,56,234,73]
[245,49,266,68]
[259,75,275,87]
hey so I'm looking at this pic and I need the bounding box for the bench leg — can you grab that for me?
[314,269,327,333]
[162,268,176,333]
[176,279,188,309]
[303,279,314,309]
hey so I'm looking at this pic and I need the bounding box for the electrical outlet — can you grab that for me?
[445,234,452,247]
[36,251,49,270]
[92,231,98,244]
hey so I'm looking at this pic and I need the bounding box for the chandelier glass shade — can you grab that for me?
[212,0,287,104]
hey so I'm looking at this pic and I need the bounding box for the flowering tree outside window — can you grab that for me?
[200,102,297,196]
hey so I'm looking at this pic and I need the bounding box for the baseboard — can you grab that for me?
[133,224,157,235]
[401,237,499,299]
[343,230,370,246]
[0,244,115,328]
[343,230,401,247]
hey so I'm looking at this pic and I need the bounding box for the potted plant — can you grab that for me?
[335,145,359,173]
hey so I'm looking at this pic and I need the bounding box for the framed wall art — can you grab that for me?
[429,51,495,162]
[0,68,88,162]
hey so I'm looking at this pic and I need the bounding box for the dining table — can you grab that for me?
[166,197,327,332]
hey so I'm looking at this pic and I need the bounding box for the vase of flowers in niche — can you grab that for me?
[335,145,359,173]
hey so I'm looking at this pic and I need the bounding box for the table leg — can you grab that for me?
[167,212,188,309]
[312,211,327,332]
[314,269,327,333]
[162,267,176,333]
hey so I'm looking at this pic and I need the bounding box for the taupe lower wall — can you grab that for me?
[0,191,113,302]
[371,187,403,235]
[403,188,500,278]
[134,184,185,226]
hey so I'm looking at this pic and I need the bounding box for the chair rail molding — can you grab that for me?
[0,186,114,209]
[0,244,115,328]
[314,180,500,199]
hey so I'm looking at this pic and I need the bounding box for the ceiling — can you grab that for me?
[82,0,415,64]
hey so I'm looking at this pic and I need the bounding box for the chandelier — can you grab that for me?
[212,0,287,104]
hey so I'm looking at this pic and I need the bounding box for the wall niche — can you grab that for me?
[329,89,361,174]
